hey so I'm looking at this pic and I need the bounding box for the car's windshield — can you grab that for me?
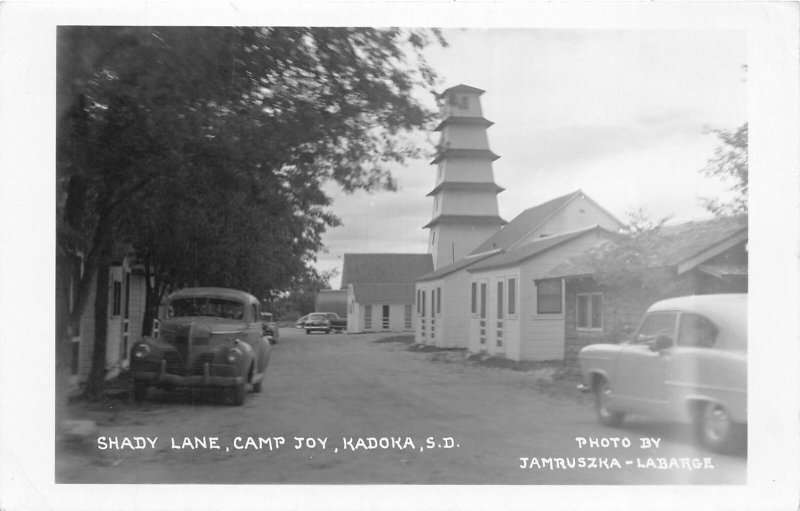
[168,297,245,320]
[308,313,327,320]
[634,312,678,345]
[260,313,273,321]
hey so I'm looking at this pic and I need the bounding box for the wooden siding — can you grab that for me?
[440,123,491,151]
[358,301,412,333]
[432,223,499,270]
[438,190,501,217]
[439,158,496,184]
[469,231,607,361]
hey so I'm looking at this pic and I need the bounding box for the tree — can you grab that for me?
[57,27,446,397]
[700,123,748,216]
[585,210,682,337]
[271,268,340,320]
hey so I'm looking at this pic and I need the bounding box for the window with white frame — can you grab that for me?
[364,305,372,330]
[404,305,412,329]
[471,282,477,314]
[436,286,441,315]
[536,279,562,314]
[480,282,487,318]
[577,293,603,330]
[507,277,516,315]
[496,280,503,319]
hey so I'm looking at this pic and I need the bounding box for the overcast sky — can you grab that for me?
[316,28,747,288]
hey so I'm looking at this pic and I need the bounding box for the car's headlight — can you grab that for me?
[227,347,243,364]
[132,344,150,359]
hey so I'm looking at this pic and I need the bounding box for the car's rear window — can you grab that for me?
[168,297,245,320]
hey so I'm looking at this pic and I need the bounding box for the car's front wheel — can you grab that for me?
[594,379,625,427]
[227,382,246,406]
[695,402,746,454]
[132,380,148,403]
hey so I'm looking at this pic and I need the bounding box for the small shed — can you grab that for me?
[315,289,348,318]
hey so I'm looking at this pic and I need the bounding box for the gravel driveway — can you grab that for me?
[56,328,746,485]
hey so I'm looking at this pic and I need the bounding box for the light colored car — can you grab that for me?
[130,287,271,406]
[578,294,747,454]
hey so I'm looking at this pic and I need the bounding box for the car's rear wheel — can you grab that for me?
[695,402,746,454]
[595,379,625,427]
[132,380,148,403]
[306,329,311,334]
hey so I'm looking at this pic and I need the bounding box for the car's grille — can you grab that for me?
[191,353,215,376]
[163,351,185,375]
[172,329,190,361]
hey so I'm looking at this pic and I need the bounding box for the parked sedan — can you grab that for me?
[130,287,271,406]
[304,312,333,334]
[578,294,747,454]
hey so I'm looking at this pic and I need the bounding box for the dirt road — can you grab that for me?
[56,329,746,484]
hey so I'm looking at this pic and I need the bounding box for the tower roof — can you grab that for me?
[434,116,494,131]
[423,214,506,230]
[431,148,500,165]
[426,181,505,197]
[441,84,486,96]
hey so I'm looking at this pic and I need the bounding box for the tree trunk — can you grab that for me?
[142,255,156,336]
[84,242,112,399]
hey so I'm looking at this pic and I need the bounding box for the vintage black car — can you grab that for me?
[130,287,271,405]
[260,311,279,344]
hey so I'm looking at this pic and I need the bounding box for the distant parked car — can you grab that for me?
[130,287,271,406]
[295,314,310,329]
[304,312,334,334]
[578,294,747,454]
[319,312,346,333]
[260,311,279,344]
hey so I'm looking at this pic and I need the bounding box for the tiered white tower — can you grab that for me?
[425,84,505,270]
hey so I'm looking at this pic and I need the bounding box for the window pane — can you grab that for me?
[508,278,516,315]
[537,280,562,314]
[591,294,603,329]
[480,283,487,318]
[471,282,477,313]
[678,313,718,348]
[636,312,678,345]
[437,287,442,314]
[421,292,425,317]
[497,281,503,318]
[577,295,589,328]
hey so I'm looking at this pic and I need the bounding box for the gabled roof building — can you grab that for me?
[343,253,433,333]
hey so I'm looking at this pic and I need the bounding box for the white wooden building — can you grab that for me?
[342,253,433,333]
[466,226,615,361]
